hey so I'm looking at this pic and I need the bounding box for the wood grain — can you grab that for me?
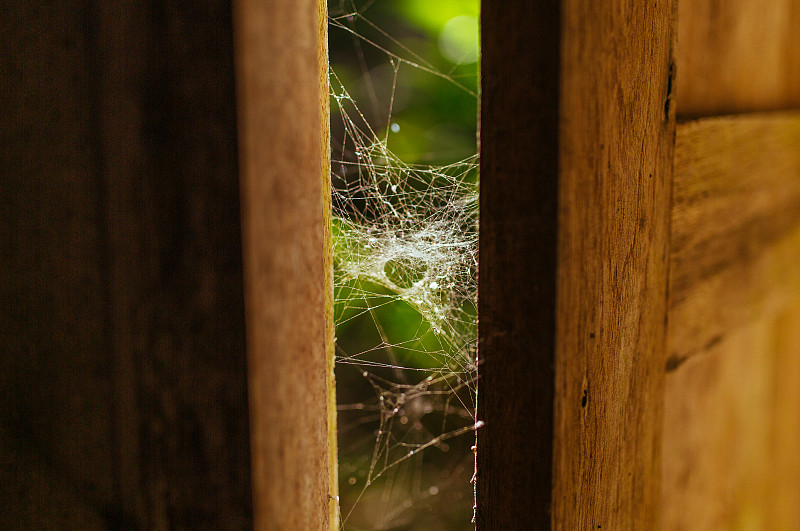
[667,113,800,367]
[677,0,800,117]
[319,1,340,526]
[766,303,800,529]
[0,2,116,526]
[552,1,677,528]
[233,0,336,529]
[662,318,778,529]
[478,1,677,529]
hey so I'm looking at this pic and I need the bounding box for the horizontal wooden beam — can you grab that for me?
[667,111,800,369]
[677,0,800,117]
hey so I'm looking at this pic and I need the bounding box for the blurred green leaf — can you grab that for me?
[396,0,479,34]
[438,15,479,64]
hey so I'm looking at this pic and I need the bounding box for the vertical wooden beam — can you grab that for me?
[553,1,676,528]
[233,0,337,529]
[0,2,117,526]
[96,4,253,527]
[477,1,560,528]
[479,1,676,528]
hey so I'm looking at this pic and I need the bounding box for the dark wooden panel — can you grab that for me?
[1,1,115,526]
[1,1,252,529]
[477,0,560,527]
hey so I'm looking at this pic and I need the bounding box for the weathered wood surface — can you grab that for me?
[667,113,800,367]
[552,1,677,528]
[677,0,800,117]
[478,1,677,529]
[767,305,800,529]
[1,1,252,529]
[663,113,800,529]
[233,0,337,529]
[1,4,115,525]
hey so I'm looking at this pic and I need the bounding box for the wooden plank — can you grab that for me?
[552,2,676,528]
[662,318,778,529]
[0,2,115,526]
[663,113,800,530]
[677,0,800,117]
[478,1,677,528]
[232,0,337,529]
[320,6,340,528]
[661,303,800,529]
[477,0,561,527]
[2,1,254,529]
[667,113,800,368]
[97,4,253,528]
[766,303,800,528]
[667,2,800,523]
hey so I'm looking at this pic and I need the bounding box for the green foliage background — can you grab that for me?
[329,1,479,529]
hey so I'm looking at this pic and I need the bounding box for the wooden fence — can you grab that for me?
[2,0,799,529]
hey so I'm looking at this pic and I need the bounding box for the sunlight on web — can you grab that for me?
[328,1,480,529]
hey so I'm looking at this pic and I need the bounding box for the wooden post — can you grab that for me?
[478,1,677,528]
[477,1,560,527]
[233,0,337,529]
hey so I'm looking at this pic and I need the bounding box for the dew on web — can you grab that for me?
[328,1,480,529]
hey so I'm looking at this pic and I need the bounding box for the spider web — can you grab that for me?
[328,1,480,529]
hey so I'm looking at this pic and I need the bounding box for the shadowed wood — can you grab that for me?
[233,0,336,529]
[0,3,116,525]
[477,1,560,527]
[1,1,253,528]
[478,1,676,528]
[677,0,800,117]
[667,113,800,369]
